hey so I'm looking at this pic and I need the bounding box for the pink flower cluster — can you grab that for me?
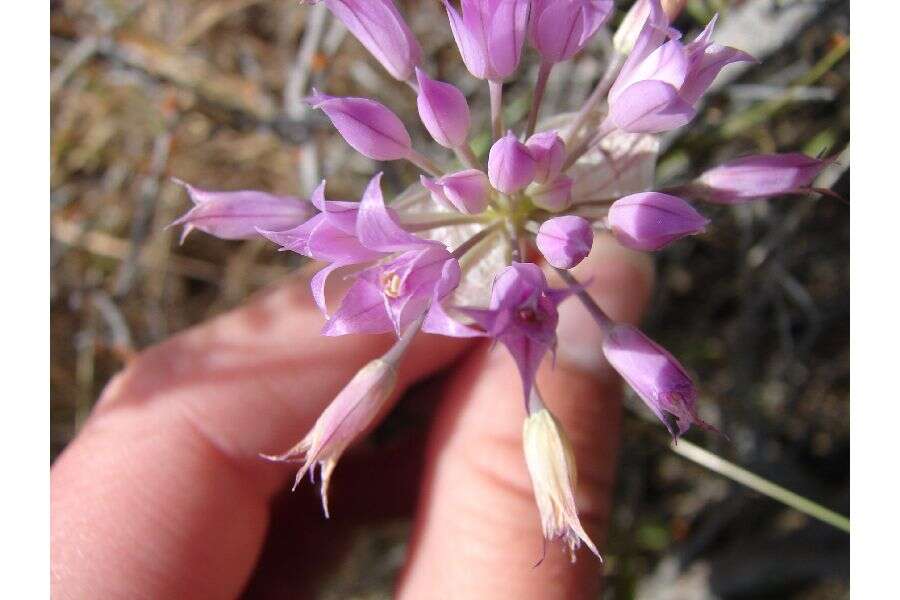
[171,0,830,560]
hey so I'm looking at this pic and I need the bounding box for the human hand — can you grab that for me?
[51,235,652,599]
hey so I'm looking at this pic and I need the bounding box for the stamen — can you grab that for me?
[517,307,538,322]
[380,271,403,298]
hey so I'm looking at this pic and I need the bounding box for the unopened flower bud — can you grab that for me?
[602,324,713,438]
[526,131,566,184]
[523,407,600,561]
[536,215,594,269]
[262,359,397,516]
[613,0,685,55]
[488,131,536,194]
[608,192,709,251]
[415,68,471,149]
[693,153,830,203]
[311,0,422,82]
[307,90,411,161]
[530,0,614,64]
[530,175,574,212]
[420,169,489,215]
[444,0,530,81]
[169,180,313,244]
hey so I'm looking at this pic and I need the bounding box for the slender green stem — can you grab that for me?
[489,80,504,141]
[452,222,502,259]
[454,143,482,170]
[554,268,614,331]
[562,117,616,172]
[382,312,426,364]
[406,148,443,177]
[526,386,545,416]
[401,215,483,232]
[525,62,553,138]
[669,438,850,533]
[508,222,523,262]
[563,53,624,147]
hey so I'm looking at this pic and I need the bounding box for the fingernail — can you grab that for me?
[553,234,655,376]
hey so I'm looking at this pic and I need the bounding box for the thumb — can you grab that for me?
[398,234,654,599]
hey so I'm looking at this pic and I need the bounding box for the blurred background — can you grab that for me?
[50,0,849,598]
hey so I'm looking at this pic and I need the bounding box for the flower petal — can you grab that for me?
[608,79,696,133]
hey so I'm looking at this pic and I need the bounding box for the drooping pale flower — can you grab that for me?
[602,324,714,438]
[488,131,537,193]
[536,215,594,269]
[607,191,709,251]
[523,405,600,561]
[170,180,313,244]
[457,263,573,401]
[530,175,574,212]
[530,0,614,65]
[420,169,490,215]
[307,90,412,160]
[526,131,566,184]
[306,0,422,82]
[262,358,397,516]
[607,3,753,133]
[443,0,531,81]
[692,153,830,203]
[415,68,471,149]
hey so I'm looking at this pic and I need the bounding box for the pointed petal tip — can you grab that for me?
[414,65,427,86]
[305,88,330,107]
[177,224,194,245]
[311,179,328,211]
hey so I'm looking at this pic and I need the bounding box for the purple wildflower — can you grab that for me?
[526,131,566,184]
[536,215,594,269]
[420,169,490,215]
[257,180,383,315]
[321,175,461,336]
[530,0,614,65]
[459,263,572,401]
[607,192,709,251]
[415,68,471,149]
[306,0,422,82]
[307,90,412,161]
[170,181,313,244]
[443,0,530,82]
[693,153,830,203]
[602,324,715,438]
[607,2,753,133]
[488,131,536,193]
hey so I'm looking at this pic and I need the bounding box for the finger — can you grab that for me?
[51,266,471,600]
[398,234,654,599]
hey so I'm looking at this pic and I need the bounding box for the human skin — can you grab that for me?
[50,234,653,599]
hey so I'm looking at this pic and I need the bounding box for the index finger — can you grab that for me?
[51,269,470,599]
